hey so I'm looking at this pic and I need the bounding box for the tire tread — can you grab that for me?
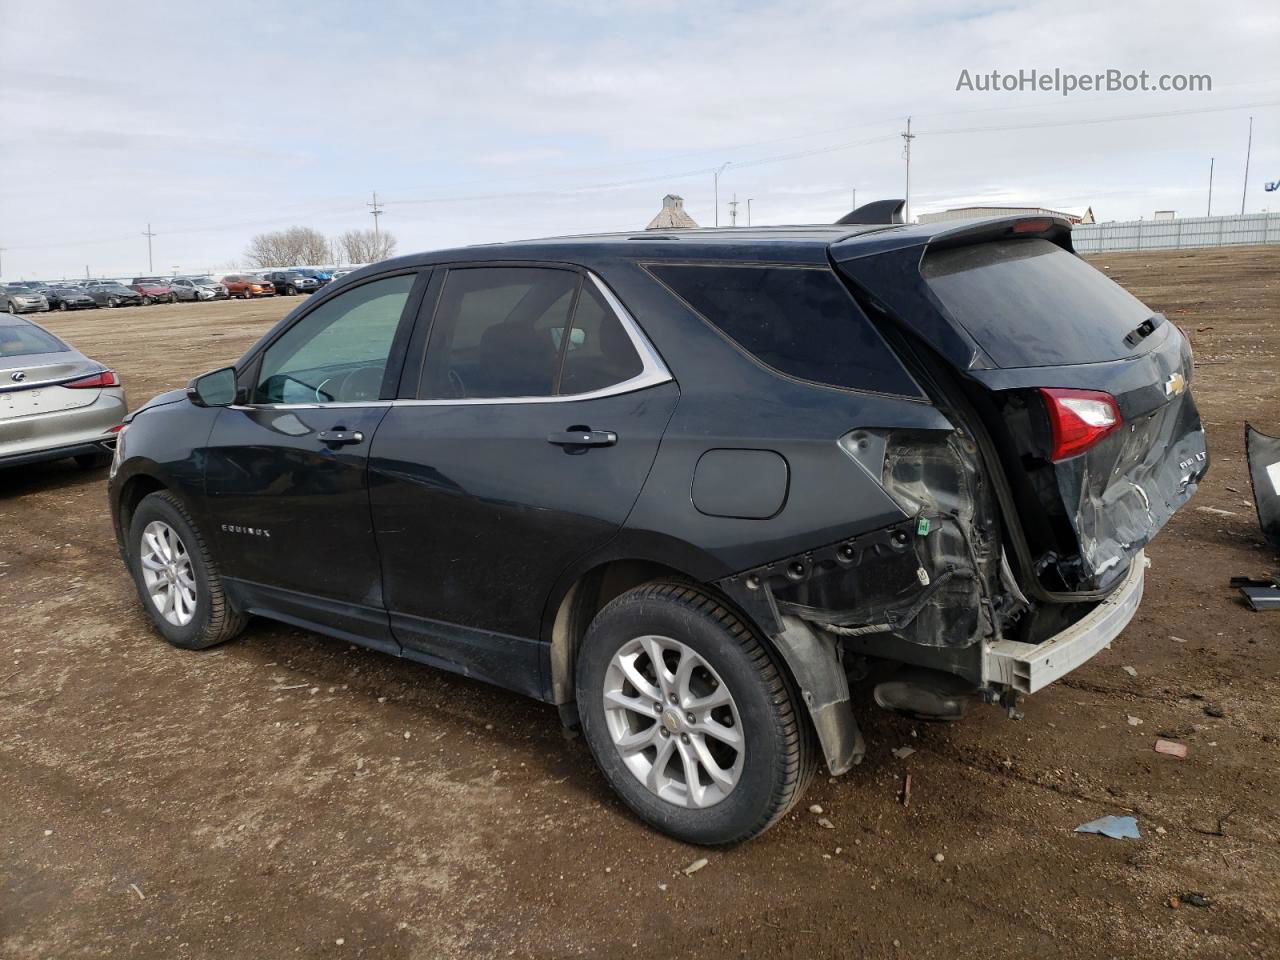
[592,579,817,844]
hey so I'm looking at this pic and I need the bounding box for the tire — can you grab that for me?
[286,285,297,296]
[6,302,15,314]
[127,491,248,650]
[59,301,69,311]
[142,296,152,306]
[169,293,177,303]
[108,296,119,308]
[576,580,816,845]
[74,452,112,470]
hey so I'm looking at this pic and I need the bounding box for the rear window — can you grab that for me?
[922,239,1154,368]
[648,263,917,396]
[0,324,67,357]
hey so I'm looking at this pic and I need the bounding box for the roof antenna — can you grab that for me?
[835,199,906,225]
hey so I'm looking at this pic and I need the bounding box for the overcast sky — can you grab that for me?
[1,0,1276,279]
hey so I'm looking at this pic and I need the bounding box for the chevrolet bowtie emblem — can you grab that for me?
[1164,371,1186,397]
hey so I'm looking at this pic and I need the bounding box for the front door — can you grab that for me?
[204,271,424,650]
[369,266,678,697]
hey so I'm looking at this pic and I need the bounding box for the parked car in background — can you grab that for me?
[0,315,125,470]
[130,278,178,305]
[109,214,1208,844]
[49,285,98,311]
[262,270,319,296]
[170,277,229,301]
[83,281,144,308]
[289,267,332,288]
[220,275,275,299]
[2,284,50,314]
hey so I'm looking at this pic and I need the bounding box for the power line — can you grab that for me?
[368,191,384,240]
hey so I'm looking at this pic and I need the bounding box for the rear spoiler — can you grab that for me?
[835,199,906,225]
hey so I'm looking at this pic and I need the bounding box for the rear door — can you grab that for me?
[833,224,1208,593]
[368,265,678,697]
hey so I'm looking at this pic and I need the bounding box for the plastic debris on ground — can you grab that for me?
[1154,738,1189,759]
[1074,815,1140,840]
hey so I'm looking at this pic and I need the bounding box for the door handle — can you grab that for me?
[318,428,364,447]
[547,429,617,447]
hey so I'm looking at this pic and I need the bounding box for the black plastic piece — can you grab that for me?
[873,666,976,720]
[1245,423,1280,551]
[835,199,906,225]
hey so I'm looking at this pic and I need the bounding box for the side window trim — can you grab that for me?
[399,268,672,407]
[232,268,430,409]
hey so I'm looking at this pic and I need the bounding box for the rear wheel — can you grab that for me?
[286,285,297,296]
[127,491,247,650]
[142,296,152,305]
[169,293,177,303]
[576,580,815,845]
[108,296,119,308]
[6,302,15,314]
[59,300,69,311]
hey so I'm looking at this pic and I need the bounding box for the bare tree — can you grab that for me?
[336,228,398,265]
[244,226,332,267]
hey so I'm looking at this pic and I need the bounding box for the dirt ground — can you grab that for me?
[2,247,1278,960]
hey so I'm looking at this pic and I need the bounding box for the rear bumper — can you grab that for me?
[0,436,116,469]
[983,551,1146,694]
[0,390,127,464]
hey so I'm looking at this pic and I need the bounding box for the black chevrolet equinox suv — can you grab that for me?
[109,210,1208,844]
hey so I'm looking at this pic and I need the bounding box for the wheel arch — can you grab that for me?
[544,546,865,776]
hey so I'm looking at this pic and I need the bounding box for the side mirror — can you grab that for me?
[187,366,239,407]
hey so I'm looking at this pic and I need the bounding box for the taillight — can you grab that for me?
[65,370,120,389]
[1040,388,1122,461]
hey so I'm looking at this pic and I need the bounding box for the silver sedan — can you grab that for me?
[0,316,126,470]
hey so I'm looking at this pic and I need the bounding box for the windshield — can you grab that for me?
[0,323,67,357]
[922,239,1155,368]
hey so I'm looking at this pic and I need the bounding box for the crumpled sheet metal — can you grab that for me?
[1056,389,1208,591]
[1245,423,1280,551]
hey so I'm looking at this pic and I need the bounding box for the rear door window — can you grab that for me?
[647,263,917,396]
[921,239,1155,367]
[418,267,577,399]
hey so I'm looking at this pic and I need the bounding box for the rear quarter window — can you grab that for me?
[922,239,1155,368]
[647,263,919,396]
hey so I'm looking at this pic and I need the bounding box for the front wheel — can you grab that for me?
[286,285,297,296]
[127,491,248,650]
[141,296,152,305]
[108,296,119,308]
[576,581,816,845]
[169,293,177,303]
[59,301,69,311]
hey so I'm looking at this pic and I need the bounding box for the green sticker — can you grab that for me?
[916,516,931,536]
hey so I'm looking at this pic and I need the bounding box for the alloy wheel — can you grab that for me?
[139,520,198,626]
[602,634,744,809]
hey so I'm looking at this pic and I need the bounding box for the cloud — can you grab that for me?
[0,0,1275,277]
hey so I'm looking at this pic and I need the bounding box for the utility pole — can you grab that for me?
[729,194,739,226]
[713,162,731,227]
[1241,116,1253,215]
[901,117,915,223]
[746,198,754,226]
[142,223,156,273]
[368,191,384,241]
[1207,157,1214,217]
